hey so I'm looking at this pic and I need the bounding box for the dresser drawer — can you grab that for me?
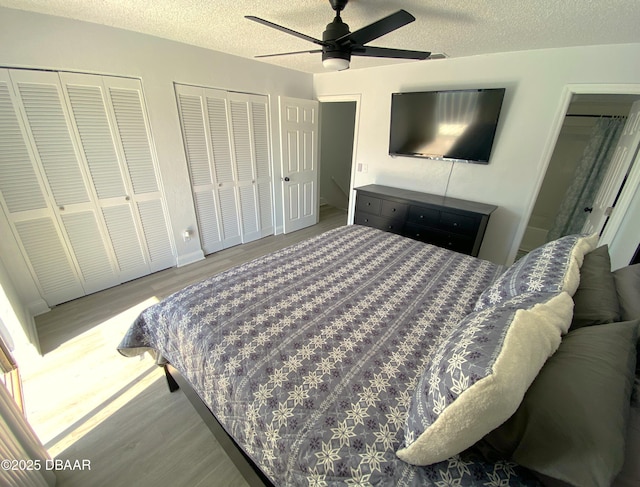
[356,194,382,215]
[438,211,478,234]
[407,205,439,226]
[435,232,475,254]
[355,213,404,234]
[381,200,408,219]
[403,223,440,244]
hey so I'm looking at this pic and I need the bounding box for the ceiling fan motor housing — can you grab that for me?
[329,0,349,12]
[323,16,351,62]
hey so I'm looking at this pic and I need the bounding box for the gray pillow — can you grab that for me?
[570,245,621,330]
[614,264,640,321]
[482,320,639,487]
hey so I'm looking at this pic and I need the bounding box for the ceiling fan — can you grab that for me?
[246,0,437,71]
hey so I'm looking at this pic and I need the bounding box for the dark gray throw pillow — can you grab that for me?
[613,263,640,321]
[482,320,639,487]
[570,245,621,330]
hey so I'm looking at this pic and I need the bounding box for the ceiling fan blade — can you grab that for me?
[245,16,327,47]
[255,49,323,59]
[352,46,432,60]
[337,10,415,46]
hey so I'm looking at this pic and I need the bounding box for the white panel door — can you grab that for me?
[8,69,119,300]
[279,96,319,233]
[583,101,640,236]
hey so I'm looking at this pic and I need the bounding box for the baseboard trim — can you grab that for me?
[176,250,205,268]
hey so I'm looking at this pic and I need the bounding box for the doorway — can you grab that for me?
[519,93,640,256]
[319,101,356,211]
[317,94,361,223]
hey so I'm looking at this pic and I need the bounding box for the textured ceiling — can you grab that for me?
[2,0,639,73]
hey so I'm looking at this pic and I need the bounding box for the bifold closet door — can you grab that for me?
[228,93,274,243]
[61,73,174,276]
[176,85,274,255]
[1,69,119,303]
[175,84,237,254]
[0,69,174,306]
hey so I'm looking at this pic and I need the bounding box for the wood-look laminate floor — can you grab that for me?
[21,206,347,487]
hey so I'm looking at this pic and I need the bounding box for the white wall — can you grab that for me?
[314,44,640,265]
[609,178,640,270]
[0,7,313,350]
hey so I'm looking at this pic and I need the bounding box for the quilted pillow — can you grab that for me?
[396,291,574,466]
[475,233,598,311]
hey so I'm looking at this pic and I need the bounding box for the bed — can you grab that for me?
[118,224,640,487]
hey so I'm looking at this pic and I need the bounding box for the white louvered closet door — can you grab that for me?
[250,98,274,238]
[102,76,174,273]
[6,69,120,301]
[0,69,85,305]
[0,69,174,307]
[59,72,148,283]
[205,90,242,249]
[175,85,224,254]
[228,93,274,243]
[229,95,259,243]
[175,84,241,253]
[176,85,273,254]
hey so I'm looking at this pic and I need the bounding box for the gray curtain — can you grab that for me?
[547,116,625,241]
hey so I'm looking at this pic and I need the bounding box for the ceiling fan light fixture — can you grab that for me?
[323,57,350,71]
[248,1,432,71]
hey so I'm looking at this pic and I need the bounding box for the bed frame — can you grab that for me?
[164,365,273,487]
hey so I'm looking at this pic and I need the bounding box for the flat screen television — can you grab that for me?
[388,88,505,164]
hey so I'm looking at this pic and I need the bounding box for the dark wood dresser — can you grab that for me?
[354,184,497,257]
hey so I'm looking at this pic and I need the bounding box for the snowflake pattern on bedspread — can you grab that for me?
[119,225,539,486]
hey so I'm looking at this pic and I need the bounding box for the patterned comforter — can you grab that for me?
[119,225,540,486]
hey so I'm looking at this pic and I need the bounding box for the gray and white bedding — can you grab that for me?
[118,224,640,487]
[119,225,542,485]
